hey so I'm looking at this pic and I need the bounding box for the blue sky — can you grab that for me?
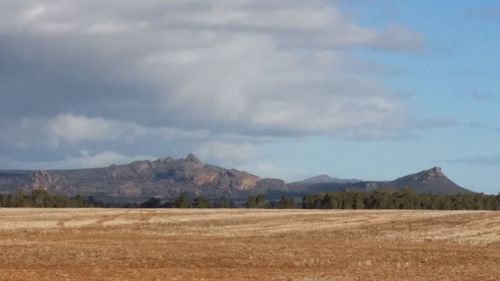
[244,0,500,193]
[365,0,500,193]
[0,0,499,193]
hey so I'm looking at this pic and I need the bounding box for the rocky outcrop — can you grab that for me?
[0,154,287,201]
[29,171,53,190]
[25,171,68,194]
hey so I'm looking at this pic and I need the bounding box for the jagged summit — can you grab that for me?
[419,166,444,177]
[397,167,449,182]
[185,153,202,164]
[161,156,174,162]
[431,166,443,173]
[395,167,448,184]
[0,155,286,201]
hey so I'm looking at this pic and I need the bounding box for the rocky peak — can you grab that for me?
[399,166,451,186]
[161,156,174,162]
[420,167,445,179]
[29,171,53,190]
[430,166,443,174]
[130,160,154,175]
[185,153,202,165]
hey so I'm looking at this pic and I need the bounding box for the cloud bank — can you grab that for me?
[0,0,423,169]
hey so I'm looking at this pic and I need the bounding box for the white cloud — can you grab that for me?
[49,114,145,143]
[0,114,147,147]
[1,0,419,135]
[0,0,424,169]
[3,0,422,50]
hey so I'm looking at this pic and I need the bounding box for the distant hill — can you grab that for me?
[0,154,286,202]
[388,167,471,194]
[287,175,361,194]
[290,174,361,185]
[0,156,473,202]
[290,167,472,195]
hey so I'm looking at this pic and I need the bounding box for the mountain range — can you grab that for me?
[288,167,471,195]
[0,154,472,202]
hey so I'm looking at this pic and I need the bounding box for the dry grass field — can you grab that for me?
[0,209,499,281]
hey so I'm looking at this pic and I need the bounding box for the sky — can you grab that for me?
[0,0,499,194]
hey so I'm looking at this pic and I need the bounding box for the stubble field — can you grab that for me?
[0,209,499,281]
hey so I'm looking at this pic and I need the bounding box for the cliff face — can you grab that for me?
[28,171,68,193]
[0,154,287,201]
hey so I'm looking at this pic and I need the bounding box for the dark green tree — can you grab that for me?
[193,196,211,208]
[218,196,230,208]
[139,197,162,208]
[173,193,191,208]
[245,194,267,208]
[278,196,296,209]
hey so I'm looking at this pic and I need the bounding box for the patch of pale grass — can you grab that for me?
[102,218,141,226]
[64,219,99,228]
[0,220,58,230]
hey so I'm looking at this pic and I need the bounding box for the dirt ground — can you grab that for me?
[0,209,499,281]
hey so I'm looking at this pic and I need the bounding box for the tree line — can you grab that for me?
[301,188,500,210]
[134,188,500,210]
[0,190,92,208]
[1,188,500,210]
[138,193,298,209]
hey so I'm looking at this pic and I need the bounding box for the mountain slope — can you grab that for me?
[0,154,286,201]
[287,175,361,194]
[297,167,472,194]
[290,175,361,185]
[0,158,473,203]
[389,167,471,194]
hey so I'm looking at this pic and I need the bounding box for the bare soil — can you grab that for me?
[0,209,499,281]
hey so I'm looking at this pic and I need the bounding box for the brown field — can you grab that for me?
[0,209,499,281]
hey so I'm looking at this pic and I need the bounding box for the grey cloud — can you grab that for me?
[0,0,423,168]
[448,155,500,166]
